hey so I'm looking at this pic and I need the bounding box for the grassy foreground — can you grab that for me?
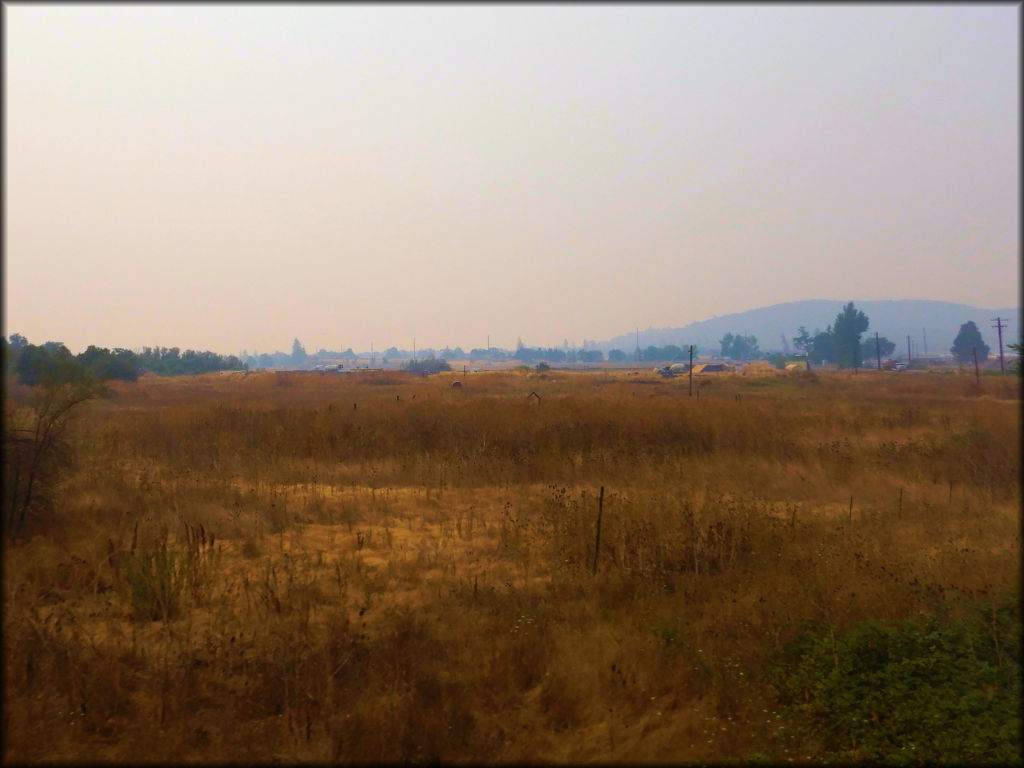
[3,367,1020,763]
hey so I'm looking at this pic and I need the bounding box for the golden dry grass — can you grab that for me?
[3,368,1020,763]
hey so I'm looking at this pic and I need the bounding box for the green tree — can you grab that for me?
[719,333,734,359]
[1008,340,1022,375]
[513,343,539,363]
[77,345,140,382]
[720,334,759,360]
[607,349,627,362]
[808,327,836,366]
[950,321,990,363]
[14,343,86,386]
[860,336,896,366]
[4,333,28,374]
[792,327,812,356]
[291,338,308,366]
[733,335,759,360]
[832,302,869,368]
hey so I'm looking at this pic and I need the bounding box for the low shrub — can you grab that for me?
[770,590,1020,764]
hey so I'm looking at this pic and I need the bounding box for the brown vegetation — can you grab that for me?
[4,368,1020,762]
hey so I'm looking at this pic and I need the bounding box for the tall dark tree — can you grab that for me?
[950,321,990,363]
[808,327,836,366]
[5,333,29,371]
[732,335,759,360]
[832,302,869,368]
[719,333,734,359]
[291,338,308,365]
[793,327,812,356]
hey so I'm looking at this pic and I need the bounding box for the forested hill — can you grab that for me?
[601,300,1020,356]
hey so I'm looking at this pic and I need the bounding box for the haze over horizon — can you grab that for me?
[6,5,1019,356]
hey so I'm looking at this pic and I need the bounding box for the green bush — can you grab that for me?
[771,591,1020,764]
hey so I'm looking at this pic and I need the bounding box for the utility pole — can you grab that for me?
[907,335,912,366]
[922,328,927,357]
[992,318,1007,375]
[688,345,694,397]
[635,328,640,362]
[413,337,416,363]
[371,342,374,368]
[875,331,881,370]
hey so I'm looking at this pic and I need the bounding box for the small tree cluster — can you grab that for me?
[140,347,246,375]
[859,336,896,367]
[719,334,759,361]
[512,345,568,364]
[402,356,452,375]
[793,302,870,369]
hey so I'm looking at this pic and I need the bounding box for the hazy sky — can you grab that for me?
[5,4,1019,355]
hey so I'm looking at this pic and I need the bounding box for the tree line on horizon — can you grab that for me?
[259,303,1002,371]
[2,334,246,385]
[715,303,1006,370]
[6,305,1012,382]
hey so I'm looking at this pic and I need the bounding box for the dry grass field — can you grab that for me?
[4,367,1020,763]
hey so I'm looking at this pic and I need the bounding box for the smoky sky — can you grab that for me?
[5,4,1018,354]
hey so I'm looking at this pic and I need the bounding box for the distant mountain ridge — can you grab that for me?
[600,300,1020,357]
